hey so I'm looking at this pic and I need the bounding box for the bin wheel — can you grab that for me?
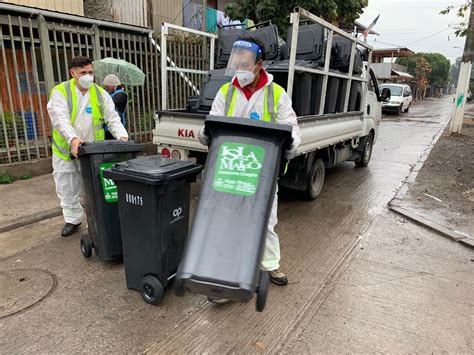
[80,236,92,258]
[140,275,164,305]
[256,271,270,312]
[305,159,325,200]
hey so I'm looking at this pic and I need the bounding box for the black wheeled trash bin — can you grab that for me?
[77,141,143,261]
[175,116,292,312]
[104,156,203,305]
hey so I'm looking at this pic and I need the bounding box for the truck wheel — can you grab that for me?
[140,275,164,305]
[397,104,403,115]
[404,104,410,113]
[305,159,325,200]
[355,133,374,167]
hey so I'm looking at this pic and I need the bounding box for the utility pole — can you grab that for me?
[451,2,474,134]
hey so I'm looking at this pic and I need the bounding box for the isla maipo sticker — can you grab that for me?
[99,162,118,203]
[212,142,265,196]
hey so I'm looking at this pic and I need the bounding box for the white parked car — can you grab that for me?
[379,83,413,114]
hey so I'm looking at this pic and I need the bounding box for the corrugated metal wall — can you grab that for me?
[111,0,149,28]
[151,0,182,32]
[1,0,84,15]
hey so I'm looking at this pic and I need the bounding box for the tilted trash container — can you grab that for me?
[77,141,143,261]
[175,116,292,312]
[104,156,202,305]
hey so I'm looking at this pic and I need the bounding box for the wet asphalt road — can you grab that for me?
[2,96,471,353]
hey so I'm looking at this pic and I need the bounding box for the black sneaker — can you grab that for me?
[61,223,81,237]
[269,269,288,285]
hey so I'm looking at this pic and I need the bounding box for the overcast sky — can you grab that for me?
[358,0,467,63]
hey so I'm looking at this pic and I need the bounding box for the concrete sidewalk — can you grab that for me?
[0,174,60,233]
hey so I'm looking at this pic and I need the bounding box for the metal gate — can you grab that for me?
[0,3,208,166]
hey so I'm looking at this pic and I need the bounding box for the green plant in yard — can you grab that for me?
[20,174,32,180]
[0,171,14,184]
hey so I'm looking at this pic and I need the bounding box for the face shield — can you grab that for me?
[225,40,263,77]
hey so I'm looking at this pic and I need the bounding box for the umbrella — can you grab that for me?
[93,57,145,86]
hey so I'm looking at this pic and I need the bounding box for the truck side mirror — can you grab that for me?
[380,88,391,102]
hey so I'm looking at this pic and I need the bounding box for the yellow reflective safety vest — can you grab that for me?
[50,79,105,161]
[220,82,285,121]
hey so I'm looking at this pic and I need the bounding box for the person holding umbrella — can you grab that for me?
[102,74,128,139]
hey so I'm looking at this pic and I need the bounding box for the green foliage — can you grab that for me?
[440,1,471,37]
[225,0,368,37]
[0,171,14,184]
[449,57,462,85]
[0,113,26,148]
[20,174,32,180]
[398,52,451,87]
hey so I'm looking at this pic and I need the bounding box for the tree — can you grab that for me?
[225,0,368,37]
[398,53,451,87]
[440,1,471,37]
[412,57,432,100]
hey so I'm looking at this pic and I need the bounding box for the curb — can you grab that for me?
[387,112,474,250]
[388,204,474,249]
[0,207,62,234]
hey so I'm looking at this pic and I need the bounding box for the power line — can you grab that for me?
[405,27,452,46]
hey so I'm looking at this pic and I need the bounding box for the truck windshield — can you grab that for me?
[380,85,403,96]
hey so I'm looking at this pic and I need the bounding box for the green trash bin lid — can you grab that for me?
[105,155,203,185]
[78,141,144,156]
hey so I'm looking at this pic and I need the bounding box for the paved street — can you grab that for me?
[1,96,472,353]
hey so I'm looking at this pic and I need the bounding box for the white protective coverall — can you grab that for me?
[209,71,301,271]
[47,85,128,225]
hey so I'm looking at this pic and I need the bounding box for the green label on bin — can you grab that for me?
[99,162,118,203]
[212,142,265,196]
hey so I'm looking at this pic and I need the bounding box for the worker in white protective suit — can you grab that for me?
[47,56,128,237]
[198,36,301,304]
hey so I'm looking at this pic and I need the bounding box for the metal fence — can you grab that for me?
[0,4,209,165]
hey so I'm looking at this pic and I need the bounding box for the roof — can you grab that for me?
[392,70,414,79]
[372,47,415,58]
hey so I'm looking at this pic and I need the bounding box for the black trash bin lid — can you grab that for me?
[105,155,203,185]
[78,141,144,156]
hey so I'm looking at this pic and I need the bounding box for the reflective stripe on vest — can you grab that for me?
[221,82,284,122]
[50,79,105,161]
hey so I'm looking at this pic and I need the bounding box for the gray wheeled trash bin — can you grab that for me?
[77,141,143,261]
[175,116,292,312]
[104,156,202,305]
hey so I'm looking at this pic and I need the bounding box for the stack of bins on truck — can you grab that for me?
[185,21,365,117]
[330,35,364,113]
[266,23,325,115]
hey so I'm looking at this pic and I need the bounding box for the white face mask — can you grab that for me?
[77,74,94,89]
[235,66,256,87]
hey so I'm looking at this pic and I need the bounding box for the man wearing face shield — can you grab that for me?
[198,36,301,300]
[47,56,128,237]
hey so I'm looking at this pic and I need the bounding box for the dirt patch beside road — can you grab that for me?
[394,122,474,238]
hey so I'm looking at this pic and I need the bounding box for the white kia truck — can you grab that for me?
[154,7,390,199]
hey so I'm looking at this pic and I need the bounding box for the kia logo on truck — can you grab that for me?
[178,128,195,138]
